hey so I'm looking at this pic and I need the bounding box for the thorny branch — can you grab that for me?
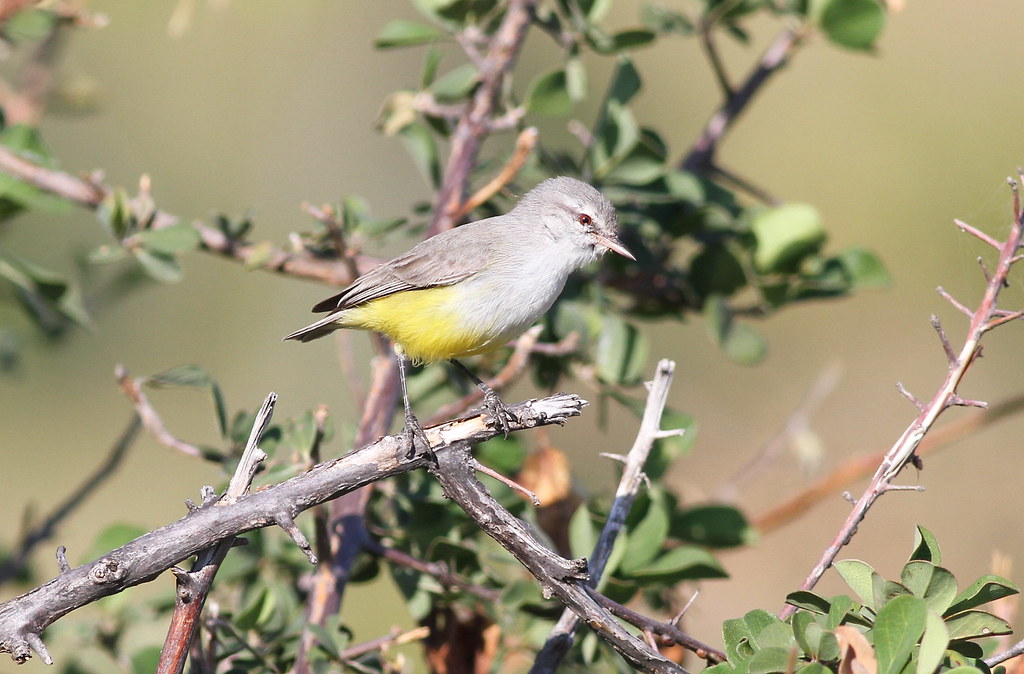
[156,393,278,674]
[430,443,686,674]
[533,359,683,672]
[0,394,585,665]
[783,174,1024,617]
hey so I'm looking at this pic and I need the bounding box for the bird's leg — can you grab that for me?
[450,359,516,437]
[397,351,432,462]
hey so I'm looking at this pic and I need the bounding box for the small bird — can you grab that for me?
[285,176,633,456]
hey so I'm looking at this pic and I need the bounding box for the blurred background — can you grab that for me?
[3,0,1024,667]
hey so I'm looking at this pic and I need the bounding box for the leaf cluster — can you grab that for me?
[711,527,1018,674]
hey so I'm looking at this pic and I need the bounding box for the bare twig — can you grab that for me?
[0,144,367,286]
[156,393,277,674]
[683,26,804,174]
[116,365,204,459]
[533,359,679,673]
[339,626,431,662]
[753,393,1024,533]
[453,126,538,219]
[427,0,538,235]
[782,177,1024,618]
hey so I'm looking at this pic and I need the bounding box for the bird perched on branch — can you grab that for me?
[285,176,633,456]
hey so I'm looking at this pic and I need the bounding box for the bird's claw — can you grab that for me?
[482,391,517,438]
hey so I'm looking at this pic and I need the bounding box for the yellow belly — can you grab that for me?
[339,286,504,363]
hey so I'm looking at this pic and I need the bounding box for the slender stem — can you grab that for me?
[782,181,1024,618]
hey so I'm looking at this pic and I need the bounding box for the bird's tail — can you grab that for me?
[283,312,345,343]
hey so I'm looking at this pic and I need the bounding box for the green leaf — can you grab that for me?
[475,435,526,475]
[609,29,656,51]
[627,544,726,582]
[83,523,147,564]
[643,5,695,34]
[130,646,162,674]
[724,610,782,665]
[375,19,445,48]
[820,0,885,51]
[0,251,94,332]
[234,586,272,630]
[134,249,182,282]
[137,223,201,255]
[399,121,441,188]
[873,595,927,674]
[525,69,572,116]
[430,63,479,101]
[785,590,832,615]
[751,203,826,273]
[566,57,587,101]
[747,647,796,674]
[910,525,942,563]
[672,504,752,548]
[606,57,642,107]
[945,575,1019,616]
[900,561,958,615]
[944,610,1012,641]
[834,559,879,609]
[705,295,767,365]
[618,495,669,574]
[691,244,747,296]
[568,505,598,559]
[836,247,889,288]
[917,610,949,674]
[144,364,213,388]
[595,313,648,385]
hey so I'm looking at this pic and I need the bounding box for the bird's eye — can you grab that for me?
[578,213,592,227]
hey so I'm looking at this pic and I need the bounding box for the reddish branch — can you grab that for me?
[427,0,536,235]
[783,175,1024,618]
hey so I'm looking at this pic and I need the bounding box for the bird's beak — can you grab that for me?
[595,233,636,261]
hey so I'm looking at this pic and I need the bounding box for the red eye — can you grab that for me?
[578,214,592,227]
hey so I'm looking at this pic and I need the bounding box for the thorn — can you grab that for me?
[886,484,927,492]
[986,308,1024,331]
[275,511,317,564]
[184,499,199,513]
[472,459,540,505]
[896,382,925,411]
[26,633,52,665]
[950,395,988,409]
[936,286,972,317]
[842,491,856,504]
[599,452,628,464]
[672,589,701,626]
[930,314,959,366]
[977,256,992,283]
[56,546,70,574]
[654,428,687,440]
[200,486,217,504]
[955,218,1003,250]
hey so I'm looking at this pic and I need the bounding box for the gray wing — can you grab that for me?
[310,218,500,313]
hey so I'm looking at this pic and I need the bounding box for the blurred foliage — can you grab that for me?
[0,0,926,672]
[710,527,1017,674]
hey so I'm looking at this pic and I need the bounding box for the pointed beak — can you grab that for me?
[595,233,635,261]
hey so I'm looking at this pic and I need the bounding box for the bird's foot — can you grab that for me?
[401,411,434,464]
[482,390,517,438]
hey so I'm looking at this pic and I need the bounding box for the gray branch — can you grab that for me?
[0,394,585,665]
